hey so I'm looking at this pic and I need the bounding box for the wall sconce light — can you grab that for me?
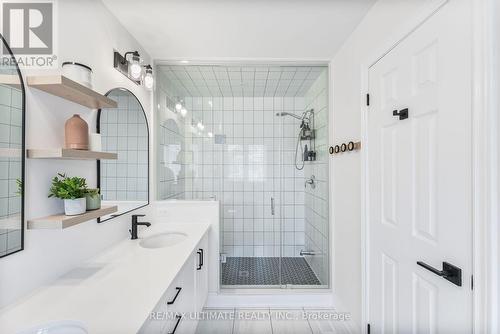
[180,107,187,117]
[173,98,188,117]
[143,65,154,90]
[128,53,142,80]
[113,50,154,90]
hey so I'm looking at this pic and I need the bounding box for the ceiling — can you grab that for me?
[158,65,326,97]
[101,0,376,60]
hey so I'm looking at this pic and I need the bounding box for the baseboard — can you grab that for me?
[206,292,335,308]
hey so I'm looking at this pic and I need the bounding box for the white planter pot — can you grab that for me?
[64,198,86,216]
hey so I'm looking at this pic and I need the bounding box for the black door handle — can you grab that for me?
[167,287,182,304]
[392,108,409,120]
[417,261,462,286]
[168,314,182,334]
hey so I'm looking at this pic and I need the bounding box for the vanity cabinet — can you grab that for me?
[194,233,209,312]
[138,232,209,334]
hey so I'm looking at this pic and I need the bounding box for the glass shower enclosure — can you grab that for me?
[156,64,329,289]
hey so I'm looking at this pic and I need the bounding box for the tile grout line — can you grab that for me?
[230,307,235,334]
[303,307,315,334]
[268,307,274,334]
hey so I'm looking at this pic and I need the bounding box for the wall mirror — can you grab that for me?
[0,35,25,258]
[97,88,149,223]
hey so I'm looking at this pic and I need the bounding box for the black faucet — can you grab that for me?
[130,214,151,240]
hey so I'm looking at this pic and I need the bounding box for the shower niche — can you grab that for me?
[156,64,329,288]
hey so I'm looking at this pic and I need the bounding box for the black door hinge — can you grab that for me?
[471,275,474,290]
[367,323,371,334]
[366,94,370,106]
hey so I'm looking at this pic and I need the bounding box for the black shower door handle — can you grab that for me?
[417,261,462,286]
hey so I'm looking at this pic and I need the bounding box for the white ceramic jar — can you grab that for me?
[89,133,102,152]
[64,198,86,216]
[62,62,93,88]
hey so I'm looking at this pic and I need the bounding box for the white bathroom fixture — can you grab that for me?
[0,221,212,333]
[139,232,188,249]
[17,320,88,334]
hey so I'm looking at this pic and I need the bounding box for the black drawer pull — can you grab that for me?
[197,248,204,270]
[167,287,182,305]
[168,314,182,334]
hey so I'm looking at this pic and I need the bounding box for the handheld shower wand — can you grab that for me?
[276,109,315,170]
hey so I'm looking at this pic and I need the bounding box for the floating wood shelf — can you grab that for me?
[27,148,117,160]
[0,74,22,89]
[27,75,117,109]
[27,206,118,229]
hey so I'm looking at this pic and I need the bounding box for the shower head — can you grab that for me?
[275,112,303,120]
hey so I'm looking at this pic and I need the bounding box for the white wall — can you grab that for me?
[0,0,152,308]
[330,0,426,326]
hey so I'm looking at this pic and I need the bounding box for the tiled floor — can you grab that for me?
[221,257,321,286]
[195,308,353,334]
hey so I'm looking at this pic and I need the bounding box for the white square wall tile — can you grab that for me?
[234,232,244,245]
[233,98,243,109]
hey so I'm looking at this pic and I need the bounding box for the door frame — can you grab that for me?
[359,0,498,333]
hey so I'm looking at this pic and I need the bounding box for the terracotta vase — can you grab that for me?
[65,114,88,150]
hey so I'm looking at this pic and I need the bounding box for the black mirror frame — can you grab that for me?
[0,33,25,258]
[96,87,150,223]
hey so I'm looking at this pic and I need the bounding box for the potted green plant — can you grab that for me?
[48,173,88,216]
[85,188,101,211]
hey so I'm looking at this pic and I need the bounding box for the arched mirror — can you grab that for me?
[0,35,25,258]
[97,88,149,223]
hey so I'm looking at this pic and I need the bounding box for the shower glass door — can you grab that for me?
[219,94,283,288]
[278,68,329,288]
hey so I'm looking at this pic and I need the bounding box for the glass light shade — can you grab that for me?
[129,62,142,80]
[175,103,182,112]
[180,107,187,117]
[144,72,154,90]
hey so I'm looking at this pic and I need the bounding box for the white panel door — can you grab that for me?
[367,1,472,333]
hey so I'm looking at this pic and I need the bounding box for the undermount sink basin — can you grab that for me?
[139,232,188,249]
[17,320,87,334]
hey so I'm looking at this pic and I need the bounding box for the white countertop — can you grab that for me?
[0,222,211,334]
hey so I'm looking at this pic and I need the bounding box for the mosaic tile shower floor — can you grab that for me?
[221,257,321,286]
